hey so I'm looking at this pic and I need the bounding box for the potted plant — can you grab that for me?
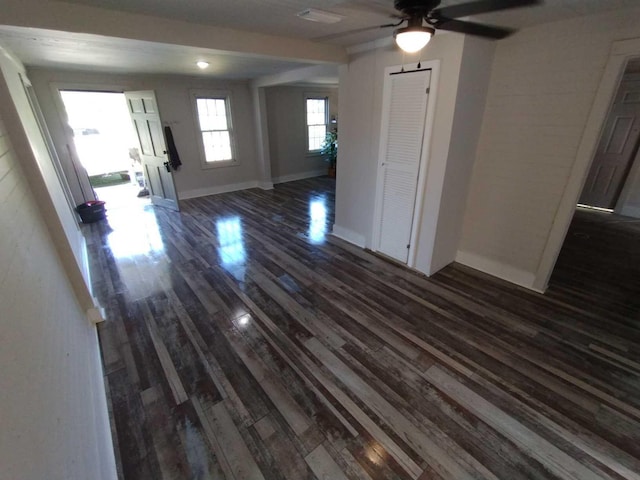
[320,129,337,178]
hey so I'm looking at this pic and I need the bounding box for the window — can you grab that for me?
[192,92,236,167]
[306,97,328,152]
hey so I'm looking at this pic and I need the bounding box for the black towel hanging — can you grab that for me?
[163,125,182,171]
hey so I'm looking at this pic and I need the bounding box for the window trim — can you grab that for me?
[190,89,238,169]
[305,94,329,155]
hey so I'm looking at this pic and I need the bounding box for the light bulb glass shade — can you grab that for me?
[394,26,434,53]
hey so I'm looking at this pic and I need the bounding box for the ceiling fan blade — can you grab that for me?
[313,22,401,42]
[435,18,513,39]
[432,0,540,19]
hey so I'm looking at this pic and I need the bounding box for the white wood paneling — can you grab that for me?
[0,117,116,479]
[459,7,640,290]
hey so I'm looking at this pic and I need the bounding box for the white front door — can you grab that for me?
[124,90,179,211]
[374,69,432,263]
[580,77,640,209]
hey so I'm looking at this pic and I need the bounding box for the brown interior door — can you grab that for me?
[580,77,640,209]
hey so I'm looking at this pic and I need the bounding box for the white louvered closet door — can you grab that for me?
[375,69,431,263]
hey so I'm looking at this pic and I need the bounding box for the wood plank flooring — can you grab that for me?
[86,178,640,480]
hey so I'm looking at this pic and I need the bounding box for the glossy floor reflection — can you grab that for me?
[87,177,640,480]
[107,206,165,259]
[216,216,247,282]
[308,197,327,244]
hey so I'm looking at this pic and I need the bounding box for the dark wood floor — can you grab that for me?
[86,178,640,480]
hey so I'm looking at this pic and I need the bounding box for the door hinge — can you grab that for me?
[407,244,410,249]
[426,87,430,94]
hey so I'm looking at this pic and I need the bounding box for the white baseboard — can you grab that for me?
[179,172,325,200]
[179,181,259,200]
[272,169,326,185]
[455,250,545,294]
[331,224,366,248]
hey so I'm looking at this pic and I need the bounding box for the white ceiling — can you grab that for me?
[0,0,638,80]
[55,0,640,44]
[0,26,315,79]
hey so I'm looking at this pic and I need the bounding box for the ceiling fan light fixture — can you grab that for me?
[196,61,209,69]
[394,25,434,53]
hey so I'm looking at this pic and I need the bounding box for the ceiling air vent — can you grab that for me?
[297,8,344,24]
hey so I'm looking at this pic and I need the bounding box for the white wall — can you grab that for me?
[28,67,261,201]
[0,58,116,479]
[265,85,338,183]
[334,34,493,275]
[417,36,495,274]
[458,7,640,291]
[0,48,95,304]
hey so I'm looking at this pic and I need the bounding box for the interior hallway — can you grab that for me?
[86,177,640,479]
[549,207,640,321]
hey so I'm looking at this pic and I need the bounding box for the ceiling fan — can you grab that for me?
[323,0,542,53]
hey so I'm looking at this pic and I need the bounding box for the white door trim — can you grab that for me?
[407,60,440,268]
[614,74,640,216]
[372,60,440,268]
[533,37,640,292]
[615,145,640,217]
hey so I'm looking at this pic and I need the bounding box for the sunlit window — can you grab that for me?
[194,95,234,165]
[306,97,328,152]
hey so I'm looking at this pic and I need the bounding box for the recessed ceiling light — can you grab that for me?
[196,61,209,69]
[297,8,344,24]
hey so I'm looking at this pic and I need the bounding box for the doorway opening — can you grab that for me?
[577,58,640,214]
[373,63,438,269]
[59,90,149,211]
[548,56,640,301]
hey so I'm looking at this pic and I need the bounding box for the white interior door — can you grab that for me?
[580,77,640,209]
[374,69,431,263]
[124,90,179,211]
